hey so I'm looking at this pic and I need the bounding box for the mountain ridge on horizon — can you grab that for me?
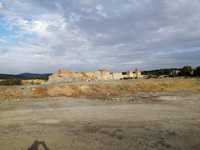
[0,73,52,79]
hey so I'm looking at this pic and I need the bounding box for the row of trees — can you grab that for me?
[151,69,177,76]
[142,66,200,77]
[0,78,22,85]
[179,66,200,76]
[142,68,180,76]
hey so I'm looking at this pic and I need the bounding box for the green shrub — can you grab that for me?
[194,66,200,76]
[123,77,133,80]
[0,78,22,85]
[178,66,192,76]
[147,75,152,79]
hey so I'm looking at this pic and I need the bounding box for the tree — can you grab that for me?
[0,78,22,85]
[178,66,192,76]
[194,66,200,76]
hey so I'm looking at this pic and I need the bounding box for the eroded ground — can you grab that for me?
[0,79,200,150]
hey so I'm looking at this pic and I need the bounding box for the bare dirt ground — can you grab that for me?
[0,78,200,150]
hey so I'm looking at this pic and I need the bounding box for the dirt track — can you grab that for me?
[0,79,200,150]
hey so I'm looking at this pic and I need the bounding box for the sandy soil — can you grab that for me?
[0,89,200,150]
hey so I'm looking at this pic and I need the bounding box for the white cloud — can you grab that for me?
[0,38,8,43]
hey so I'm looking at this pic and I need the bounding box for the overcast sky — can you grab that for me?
[0,0,200,74]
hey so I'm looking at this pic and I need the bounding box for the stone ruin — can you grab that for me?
[46,68,143,84]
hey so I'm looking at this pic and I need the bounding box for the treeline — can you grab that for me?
[0,73,51,86]
[142,66,200,77]
[142,68,180,76]
[0,74,22,79]
[0,78,22,85]
[178,66,200,76]
[0,73,51,80]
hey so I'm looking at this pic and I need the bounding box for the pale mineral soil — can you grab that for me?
[0,78,200,150]
[0,93,200,149]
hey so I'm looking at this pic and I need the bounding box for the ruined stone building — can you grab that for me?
[47,68,143,84]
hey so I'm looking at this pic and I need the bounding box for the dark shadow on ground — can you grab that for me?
[27,140,50,150]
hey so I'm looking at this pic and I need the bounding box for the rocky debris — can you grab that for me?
[0,79,199,101]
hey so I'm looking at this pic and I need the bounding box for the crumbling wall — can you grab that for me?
[47,68,143,84]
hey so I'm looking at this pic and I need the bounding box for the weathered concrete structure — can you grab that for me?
[47,68,143,84]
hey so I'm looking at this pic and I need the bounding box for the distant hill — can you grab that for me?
[17,73,52,78]
[0,74,23,79]
[0,73,52,79]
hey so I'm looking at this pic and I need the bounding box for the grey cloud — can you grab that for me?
[0,0,200,74]
[140,49,200,71]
